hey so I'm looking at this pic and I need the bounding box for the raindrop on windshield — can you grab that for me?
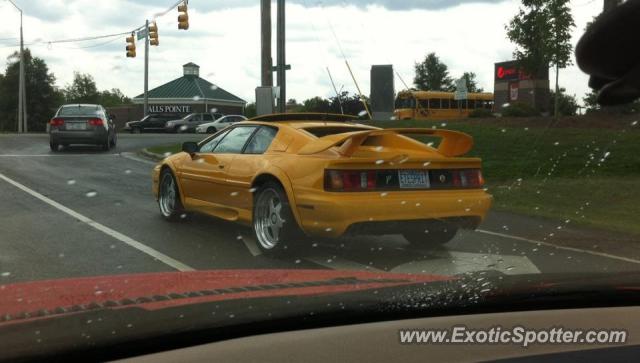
[380,192,388,197]
[358,110,368,117]
[124,170,132,175]
[163,152,172,158]
[210,85,219,91]
[325,227,333,232]
[375,160,385,165]
[230,192,239,197]
[505,266,515,271]
[375,146,384,152]
[236,235,243,240]
[441,123,447,127]
[501,129,507,133]
[193,96,201,101]
[389,116,397,121]
[423,161,431,167]
[86,191,98,198]
[631,121,638,126]
[415,203,422,207]
[502,103,511,108]
[400,201,407,205]
[179,125,189,132]
[427,142,434,147]
[1,272,10,277]
[554,142,560,146]
[67,179,76,185]
[211,108,218,113]
[249,187,258,193]
[295,259,301,264]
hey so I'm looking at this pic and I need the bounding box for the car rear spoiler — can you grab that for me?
[297,128,474,157]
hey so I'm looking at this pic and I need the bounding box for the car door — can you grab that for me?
[178,126,259,215]
[188,114,203,131]
[224,126,279,212]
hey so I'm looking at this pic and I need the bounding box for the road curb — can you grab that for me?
[139,148,165,162]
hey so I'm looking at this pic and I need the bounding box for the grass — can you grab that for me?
[143,118,640,235]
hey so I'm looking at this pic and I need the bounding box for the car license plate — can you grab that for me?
[398,170,430,189]
[66,123,86,130]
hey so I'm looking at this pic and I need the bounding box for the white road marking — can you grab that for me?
[477,229,640,265]
[239,236,263,257]
[0,172,195,272]
[305,255,384,272]
[391,251,540,275]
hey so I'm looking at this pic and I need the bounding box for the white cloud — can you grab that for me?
[0,0,603,107]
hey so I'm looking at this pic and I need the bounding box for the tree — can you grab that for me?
[583,90,599,113]
[0,49,62,132]
[549,88,578,116]
[64,72,99,104]
[300,96,332,113]
[461,72,484,93]
[99,88,131,107]
[244,102,256,118]
[506,0,575,118]
[413,53,453,91]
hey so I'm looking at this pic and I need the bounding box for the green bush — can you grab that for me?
[468,108,494,118]
[500,102,539,117]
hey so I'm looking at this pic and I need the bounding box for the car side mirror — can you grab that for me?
[182,142,199,156]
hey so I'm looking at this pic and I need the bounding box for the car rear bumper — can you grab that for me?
[50,129,107,144]
[294,188,493,237]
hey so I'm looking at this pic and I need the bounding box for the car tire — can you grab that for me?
[158,169,186,222]
[402,224,458,247]
[102,136,111,151]
[50,142,59,152]
[207,127,217,133]
[252,181,303,254]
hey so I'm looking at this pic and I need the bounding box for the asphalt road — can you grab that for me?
[1,133,639,285]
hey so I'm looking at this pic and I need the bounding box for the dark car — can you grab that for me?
[124,114,184,133]
[48,104,117,151]
[163,113,223,133]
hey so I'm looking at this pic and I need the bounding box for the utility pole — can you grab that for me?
[144,19,150,117]
[276,0,286,113]
[8,1,26,133]
[260,0,273,87]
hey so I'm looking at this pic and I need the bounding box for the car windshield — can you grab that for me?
[58,105,100,116]
[1,0,639,360]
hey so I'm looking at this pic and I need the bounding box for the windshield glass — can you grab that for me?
[0,0,638,360]
[58,105,100,116]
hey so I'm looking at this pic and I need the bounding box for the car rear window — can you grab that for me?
[58,106,100,117]
[303,127,374,138]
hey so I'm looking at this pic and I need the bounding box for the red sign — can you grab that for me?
[495,61,532,81]
[497,66,518,80]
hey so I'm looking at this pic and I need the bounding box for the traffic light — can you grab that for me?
[178,2,189,30]
[149,21,159,46]
[126,33,136,58]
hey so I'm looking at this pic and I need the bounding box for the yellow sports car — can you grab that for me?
[152,113,492,253]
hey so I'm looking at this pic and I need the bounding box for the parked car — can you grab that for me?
[124,114,184,134]
[153,113,492,254]
[49,104,117,151]
[195,115,248,134]
[164,113,224,133]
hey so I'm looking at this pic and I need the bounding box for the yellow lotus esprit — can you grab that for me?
[152,113,492,253]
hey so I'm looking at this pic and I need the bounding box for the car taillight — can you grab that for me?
[88,118,104,126]
[50,118,64,126]
[459,169,484,188]
[325,170,377,191]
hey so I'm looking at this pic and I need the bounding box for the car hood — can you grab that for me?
[0,269,452,324]
[2,270,640,361]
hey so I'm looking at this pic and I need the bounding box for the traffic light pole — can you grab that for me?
[8,0,26,133]
[260,0,273,87]
[276,0,286,113]
[144,19,149,117]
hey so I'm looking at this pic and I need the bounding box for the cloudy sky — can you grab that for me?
[0,0,601,105]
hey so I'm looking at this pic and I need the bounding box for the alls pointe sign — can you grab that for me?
[148,105,192,114]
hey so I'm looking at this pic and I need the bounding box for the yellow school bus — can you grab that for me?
[394,91,494,120]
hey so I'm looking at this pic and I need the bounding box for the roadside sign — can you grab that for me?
[137,28,147,41]
[454,77,468,100]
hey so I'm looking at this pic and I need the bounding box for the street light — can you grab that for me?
[6,0,27,133]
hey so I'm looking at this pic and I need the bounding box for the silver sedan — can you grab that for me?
[49,104,117,151]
